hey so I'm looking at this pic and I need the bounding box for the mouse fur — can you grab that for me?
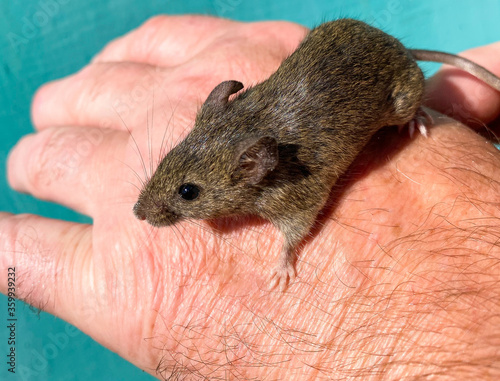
[133,18,500,290]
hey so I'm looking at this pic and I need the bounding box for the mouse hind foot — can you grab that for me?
[398,107,433,137]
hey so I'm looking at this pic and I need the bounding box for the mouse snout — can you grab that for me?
[133,201,147,221]
[133,196,179,227]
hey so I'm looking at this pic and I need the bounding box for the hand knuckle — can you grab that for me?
[27,128,81,191]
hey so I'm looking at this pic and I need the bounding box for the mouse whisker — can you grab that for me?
[158,96,183,165]
[147,102,153,180]
[113,105,150,183]
[116,158,147,189]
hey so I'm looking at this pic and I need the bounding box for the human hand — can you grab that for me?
[2,15,500,379]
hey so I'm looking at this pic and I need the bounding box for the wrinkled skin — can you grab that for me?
[2,16,500,380]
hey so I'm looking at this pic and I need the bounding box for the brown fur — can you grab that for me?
[133,19,499,290]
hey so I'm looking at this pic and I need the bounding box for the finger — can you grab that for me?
[425,41,500,126]
[31,62,195,133]
[92,16,306,68]
[93,15,238,66]
[0,213,92,328]
[32,20,307,133]
[7,126,147,217]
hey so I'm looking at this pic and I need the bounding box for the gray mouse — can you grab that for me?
[133,19,500,290]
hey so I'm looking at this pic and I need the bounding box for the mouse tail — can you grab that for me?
[410,49,500,92]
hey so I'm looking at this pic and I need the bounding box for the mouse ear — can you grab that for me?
[205,80,244,107]
[234,136,278,185]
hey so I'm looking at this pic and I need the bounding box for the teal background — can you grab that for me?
[0,0,499,380]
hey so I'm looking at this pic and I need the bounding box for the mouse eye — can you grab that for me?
[178,183,200,201]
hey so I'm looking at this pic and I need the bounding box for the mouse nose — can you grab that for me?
[133,201,146,221]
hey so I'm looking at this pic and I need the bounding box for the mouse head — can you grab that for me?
[133,81,279,227]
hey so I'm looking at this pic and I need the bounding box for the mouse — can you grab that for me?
[133,18,500,291]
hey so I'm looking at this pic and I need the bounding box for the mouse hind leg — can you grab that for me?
[390,65,431,136]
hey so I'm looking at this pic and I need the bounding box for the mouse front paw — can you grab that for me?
[270,262,297,292]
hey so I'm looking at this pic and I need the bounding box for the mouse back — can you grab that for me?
[262,19,425,130]
[134,19,428,230]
